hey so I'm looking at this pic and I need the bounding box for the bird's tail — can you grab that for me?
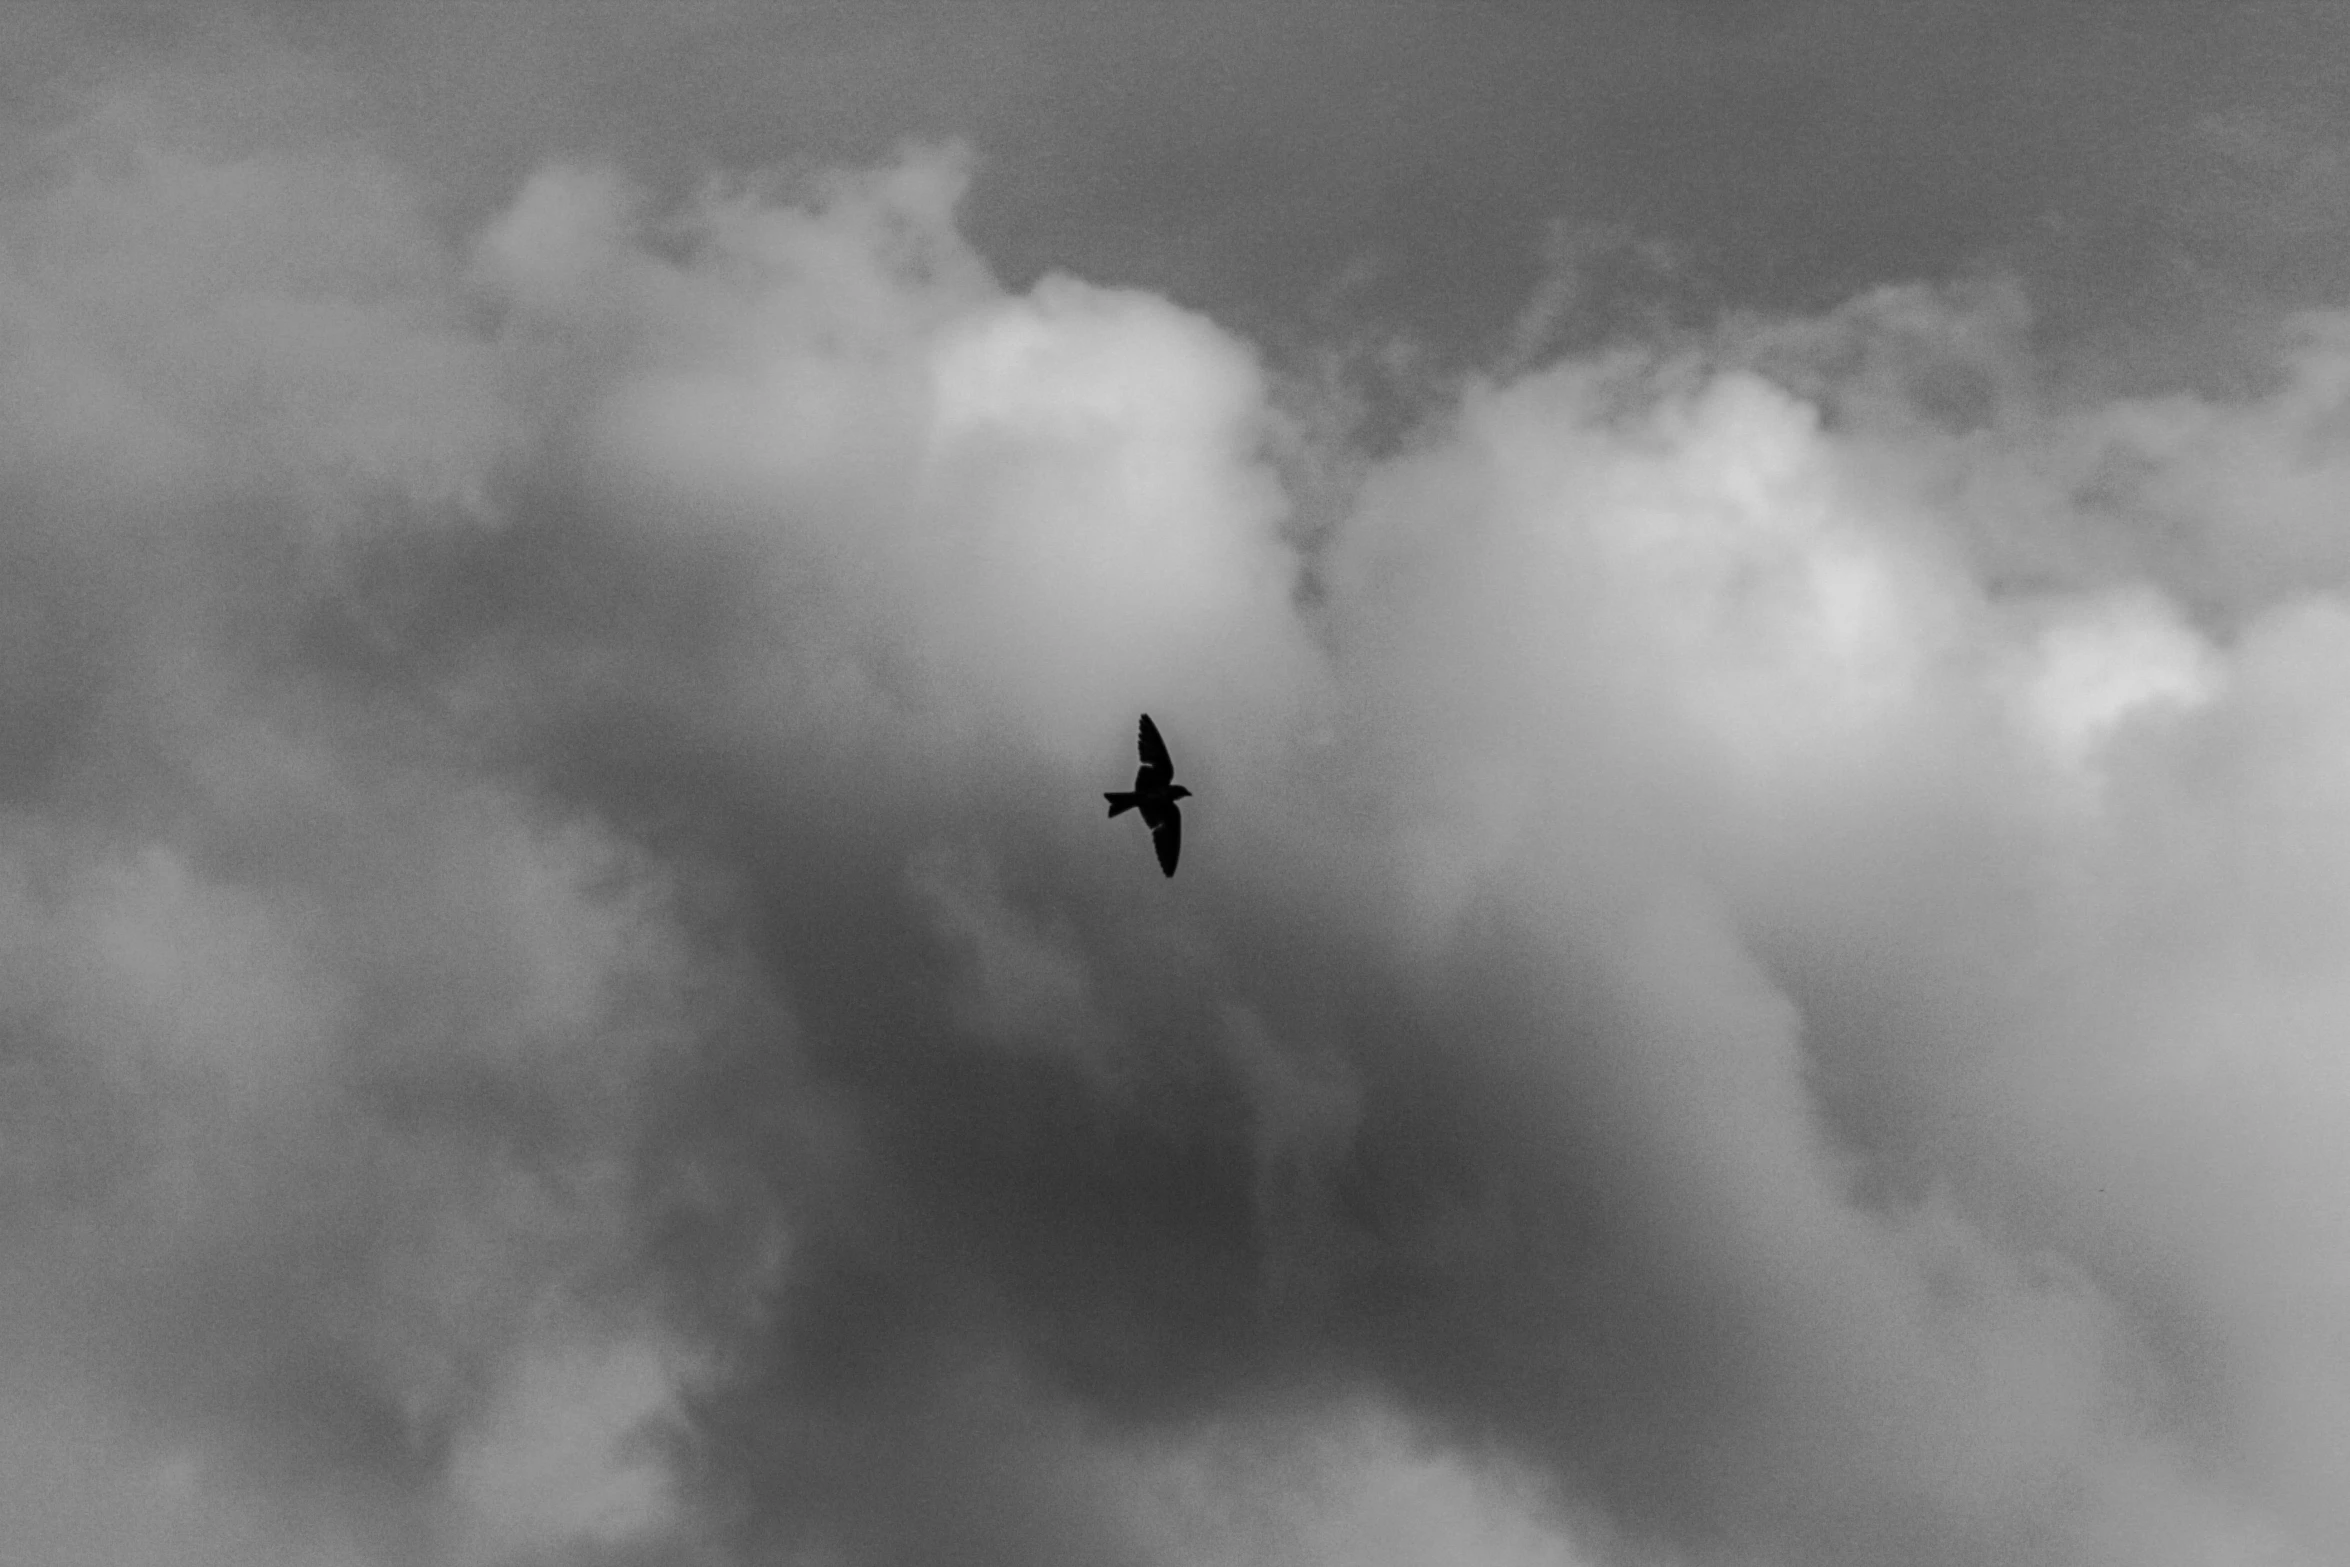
[1105,791,1138,817]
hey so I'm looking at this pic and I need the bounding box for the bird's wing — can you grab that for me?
[1136,713,1174,788]
[1151,804,1181,877]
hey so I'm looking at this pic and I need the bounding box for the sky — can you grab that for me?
[7,3,2350,1564]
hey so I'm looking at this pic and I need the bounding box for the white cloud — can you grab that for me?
[12,24,2350,1567]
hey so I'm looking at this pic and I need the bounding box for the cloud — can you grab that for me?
[9,16,2350,1567]
[1309,291,2350,1564]
[446,1333,686,1564]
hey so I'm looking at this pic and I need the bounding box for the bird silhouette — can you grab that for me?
[1104,713,1190,876]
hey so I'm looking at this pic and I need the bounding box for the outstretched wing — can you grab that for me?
[1150,804,1181,877]
[1136,713,1174,788]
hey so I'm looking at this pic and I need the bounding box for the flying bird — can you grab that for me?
[1104,713,1190,876]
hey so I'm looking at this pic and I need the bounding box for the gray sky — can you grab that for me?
[7,4,2350,1566]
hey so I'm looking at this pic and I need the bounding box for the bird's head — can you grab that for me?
[1169,785,1193,801]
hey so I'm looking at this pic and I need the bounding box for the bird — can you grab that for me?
[1104,713,1190,877]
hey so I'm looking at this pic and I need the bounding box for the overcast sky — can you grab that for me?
[8,4,2350,1565]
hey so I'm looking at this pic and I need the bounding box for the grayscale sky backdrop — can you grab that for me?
[7,4,2350,1566]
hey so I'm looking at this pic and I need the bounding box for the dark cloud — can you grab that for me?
[6,7,2350,1567]
[23,0,2346,362]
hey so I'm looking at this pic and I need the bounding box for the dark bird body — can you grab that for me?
[1105,713,1190,876]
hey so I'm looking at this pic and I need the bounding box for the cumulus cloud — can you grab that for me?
[9,14,2350,1567]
